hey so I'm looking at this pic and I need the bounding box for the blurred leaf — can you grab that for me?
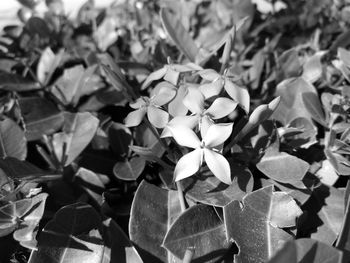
[277,48,301,81]
[0,71,40,91]
[163,204,229,262]
[129,181,182,263]
[302,51,326,83]
[52,112,99,166]
[113,157,145,181]
[182,164,253,207]
[107,122,132,158]
[223,186,293,263]
[267,239,345,263]
[0,117,27,160]
[25,17,51,38]
[37,47,64,85]
[160,8,199,63]
[302,92,327,126]
[19,97,64,141]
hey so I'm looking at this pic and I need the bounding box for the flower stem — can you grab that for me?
[176,181,186,212]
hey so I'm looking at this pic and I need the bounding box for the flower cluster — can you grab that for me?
[124,67,248,184]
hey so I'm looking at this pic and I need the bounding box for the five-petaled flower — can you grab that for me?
[124,86,176,128]
[161,86,237,137]
[168,122,233,185]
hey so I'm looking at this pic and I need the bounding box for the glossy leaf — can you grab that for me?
[163,204,229,262]
[257,146,310,184]
[0,117,27,160]
[19,97,64,141]
[129,181,182,262]
[224,186,294,263]
[268,239,345,263]
[52,112,99,166]
[182,164,253,207]
[29,203,142,263]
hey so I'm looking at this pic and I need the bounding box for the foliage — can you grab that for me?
[1,0,350,262]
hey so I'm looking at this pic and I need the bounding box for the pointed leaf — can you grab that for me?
[268,239,345,263]
[37,47,63,85]
[205,97,238,119]
[163,204,229,261]
[160,8,199,62]
[174,149,202,181]
[257,149,309,184]
[129,181,182,262]
[204,149,231,185]
[52,112,99,166]
[0,117,27,160]
[0,72,40,91]
[223,186,292,263]
[302,92,327,126]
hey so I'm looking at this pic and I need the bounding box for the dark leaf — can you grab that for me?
[163,204,229,262]
[0,71,40,91]
[107,122,132,158]
[129,181,182,262]
[0,117,27,160]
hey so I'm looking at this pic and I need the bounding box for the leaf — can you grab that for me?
[0,117,27,160]
[0,71,40,91]
[302,51,326,83]
[302,92,327,126]
[107,122,132,158]
[256,147,310,184]
[223,80,250,114]
[75,168,109,205]
[273,77,318,125]
[316,159,339,186]
[163,204,229,262]
[29,203,142,263]
[13,193,48,249]
[52,112,99,166]
[223,186,293,263]
[235,96,280,142]
[337,182,350,252]
[160,8,199,62]
[113,157,145,181]
[129,181,182,262]
[19,97,64,141]
[0,157,43,180]
[37,47,63,85]
[182,164,253,207]
[267,239,345,263]
[301,185,344,245]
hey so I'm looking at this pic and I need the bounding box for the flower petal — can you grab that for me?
[167,125,201,148]
[199,79,224,99]
[224,80,250,113]
[198,69,221,81]
[203,123,233,147]
[152,85,177,106]
[204,149,231,184]
[147,105,169,128]
[205,97,238,119]
[199,115,214,139]
[124,108,147,127]
[174,149,203,181]
[183,86,205,114]
[141,67,167,90]
[168,84,189,117]
[129,98,146,109]
[161,115,200,138]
